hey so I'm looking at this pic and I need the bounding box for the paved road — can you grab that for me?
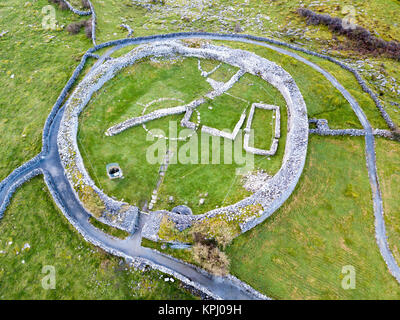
[1,33,399,299]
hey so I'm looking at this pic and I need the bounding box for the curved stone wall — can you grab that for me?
[57,40,309,236]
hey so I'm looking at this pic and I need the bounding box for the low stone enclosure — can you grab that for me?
[106,71,281,155]
[244,103,281,156]
[57,40,308,239]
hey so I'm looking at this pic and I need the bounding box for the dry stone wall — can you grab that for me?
[56,40,308,239]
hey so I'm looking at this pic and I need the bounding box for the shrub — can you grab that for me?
[297,8,400,60]
[344,184,360,199]
[48,0,68,10]
[66,21,85,34]
[234,22,243,33]
[393,129,400,142]
[192,243,230,276]
[66,19,93,39]
[190,217,240,249]
[81,0,91,9]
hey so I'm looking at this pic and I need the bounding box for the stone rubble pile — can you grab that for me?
[148,150,172,211]
[242,170,272,193]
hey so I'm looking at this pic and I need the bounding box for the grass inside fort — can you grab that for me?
[78,56,287,214]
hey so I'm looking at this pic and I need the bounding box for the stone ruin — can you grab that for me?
[57,40,308,240]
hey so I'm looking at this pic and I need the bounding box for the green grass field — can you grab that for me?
[1,0,399,299]
[226,136,400,300]
[0,177,195,299]
[376,139,400,266]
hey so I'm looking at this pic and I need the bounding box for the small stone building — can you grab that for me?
[106,163,123,179]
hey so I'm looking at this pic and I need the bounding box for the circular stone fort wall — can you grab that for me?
[57,40,308,236]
